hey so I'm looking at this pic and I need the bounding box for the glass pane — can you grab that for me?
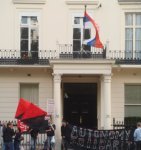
[21,16,28,24]
[20,84,39,105]
[125,85,141,104]
[135,28,141,58]
[125,14,133,26]
[73,40,81,51]
[31,17,38,26]
[84,29,91,40]
[73,28,81,39]
[125,28,133,58]
[125,40,133,51]
[125,28,133,40]
[74,17,80,24]
[21,40,28,51]
[136,28,141,40]
[31,40,38,51]
[21,28,28,39]
[125,105,141,117]
[136,14,141,25]
[31,28,38,40]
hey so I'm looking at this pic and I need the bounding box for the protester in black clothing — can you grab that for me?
[61,121,71,150]
[1,122,7,150]
[3,122,15,150]
[14,128,24,150]
[29,128,39,150]
[44,117,55,150]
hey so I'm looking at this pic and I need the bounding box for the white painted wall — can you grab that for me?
[0,68,53,120]
[0,0,141,51]
[111,68,141,121]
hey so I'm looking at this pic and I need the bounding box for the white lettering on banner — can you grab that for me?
[17,120,29,132]
[70,126,136,150]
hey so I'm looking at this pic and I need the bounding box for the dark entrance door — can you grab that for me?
[63,83,97,129]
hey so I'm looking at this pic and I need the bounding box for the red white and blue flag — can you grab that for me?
[83,11,103,48]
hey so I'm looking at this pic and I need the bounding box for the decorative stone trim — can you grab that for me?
[13,0,46,4]
[118,0,141,5]
[65,0,99,5]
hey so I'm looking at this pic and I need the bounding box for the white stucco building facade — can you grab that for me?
[1,0,141,141]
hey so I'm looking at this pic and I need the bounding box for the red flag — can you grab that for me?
[17,120,29,133]
[21,103,47,120]
[15,98,48,130]
[15,98,31,119]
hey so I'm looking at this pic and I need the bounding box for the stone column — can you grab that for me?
[100,77,104,129]
[103,74,112,129]
[53,73,62,146]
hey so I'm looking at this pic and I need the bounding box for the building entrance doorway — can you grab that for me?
[63,83,97,129]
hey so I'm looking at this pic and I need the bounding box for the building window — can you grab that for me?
[20,83,39,105]
[125,85,141,117]
[125,13,141,59]
[73,17,91,52]
[20,16,39,58]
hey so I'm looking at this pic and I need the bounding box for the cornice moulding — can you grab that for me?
[66,0,99,5]
[13,0,46,4]
[118,0,141,5]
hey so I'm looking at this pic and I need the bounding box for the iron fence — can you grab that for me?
[112,117,141,130]
[0,121,47,149]
[0,45,141,65]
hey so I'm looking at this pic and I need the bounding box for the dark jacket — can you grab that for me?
[46,124,55,137]
[3,127,15,143]
[14,132,22,143]
[30,129,38,139]
[61,124,71,141]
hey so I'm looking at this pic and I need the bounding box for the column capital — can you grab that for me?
[52,73,62,83]
[101,74,112,83]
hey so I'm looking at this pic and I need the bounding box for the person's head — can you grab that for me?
[62,120,67,126]
[137,122,141,127]
[7,122,13,128]
[48,117,52,125]
[2,122,7,127]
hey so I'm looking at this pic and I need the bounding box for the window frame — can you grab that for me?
[20,14,39,52]
[124,84,141,117]
[20,83,39,105]
[125,12,141,58]
[19,12,40,55]
[71,12,93,52]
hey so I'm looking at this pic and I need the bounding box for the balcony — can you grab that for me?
[0,44,141,65]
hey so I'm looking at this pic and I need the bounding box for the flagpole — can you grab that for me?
[81,5,87,52]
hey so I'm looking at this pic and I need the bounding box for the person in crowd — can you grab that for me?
[29,128,39,150]
[61,120,71,150]
[44,117,56,150]
[1,122,7,150]
[3,122,15,150]
[134,122,141,150]
[14,128,24,150]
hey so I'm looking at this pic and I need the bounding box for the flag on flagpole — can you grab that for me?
[83,10,103,48]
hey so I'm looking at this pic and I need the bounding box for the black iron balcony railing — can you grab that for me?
[0,45,141,65]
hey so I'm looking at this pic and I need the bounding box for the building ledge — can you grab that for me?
[65,0,99,5]
[13,0,46,4]
[118,0,141,5]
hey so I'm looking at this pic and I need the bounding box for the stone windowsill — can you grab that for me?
[13,0,46,4]
[66,0,99,5]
